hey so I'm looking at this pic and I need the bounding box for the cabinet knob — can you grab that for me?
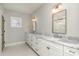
[68,50,75,54]
[46,47,50,50]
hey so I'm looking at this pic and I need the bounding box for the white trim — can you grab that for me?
[5,41,26,47]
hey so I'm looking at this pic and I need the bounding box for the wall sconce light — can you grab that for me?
[32,16,37,33]
[32,16,37,22]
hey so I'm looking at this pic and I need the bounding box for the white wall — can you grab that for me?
[32,3,55,34]
[63,3,79,37]
[32,3,79,38]
[4,10,32,45]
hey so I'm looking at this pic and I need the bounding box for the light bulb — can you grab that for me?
[32,16,37,21]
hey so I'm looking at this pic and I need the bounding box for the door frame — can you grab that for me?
[1,15,5,51]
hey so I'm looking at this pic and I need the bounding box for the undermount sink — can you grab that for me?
[59,38,79,44]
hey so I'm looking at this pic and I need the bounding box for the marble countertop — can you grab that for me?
[45,37,79,49]
[26,32,79,50]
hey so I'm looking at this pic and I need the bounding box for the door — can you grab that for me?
[1,15,5,51]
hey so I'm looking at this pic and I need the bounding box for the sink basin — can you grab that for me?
[59,38,79,44]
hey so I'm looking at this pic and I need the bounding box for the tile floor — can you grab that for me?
[2,43,37,56]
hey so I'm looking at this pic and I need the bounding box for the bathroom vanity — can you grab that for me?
[25,33,79,56]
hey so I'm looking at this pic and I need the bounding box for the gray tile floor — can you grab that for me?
[2,43,37,56]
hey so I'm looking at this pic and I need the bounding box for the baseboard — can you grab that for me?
[5,41,26,47]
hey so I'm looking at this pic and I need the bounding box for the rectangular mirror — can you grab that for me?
[52,9,67,34]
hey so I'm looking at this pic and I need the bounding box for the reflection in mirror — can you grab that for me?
[52,3,67,34]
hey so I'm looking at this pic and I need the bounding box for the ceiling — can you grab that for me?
[2,3,43,14]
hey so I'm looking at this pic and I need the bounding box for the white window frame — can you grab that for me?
[10,16,22,28]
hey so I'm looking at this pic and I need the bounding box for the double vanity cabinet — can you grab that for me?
[25,33,79,56]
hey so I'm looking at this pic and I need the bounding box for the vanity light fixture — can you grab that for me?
[32,16,37,22]
[32,16,37,33]
[52,3,64,14]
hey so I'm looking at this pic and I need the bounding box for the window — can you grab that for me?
[10,16,22,28]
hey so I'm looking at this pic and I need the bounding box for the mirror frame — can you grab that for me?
[52,9,67,34]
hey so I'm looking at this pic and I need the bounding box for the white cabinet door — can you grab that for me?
[42,40,63,56]
[37,42,49,56]
[37,39,63,56]
[64,46,79,56]
[47,45,63,56]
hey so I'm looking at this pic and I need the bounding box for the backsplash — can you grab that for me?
[27,32,79,41]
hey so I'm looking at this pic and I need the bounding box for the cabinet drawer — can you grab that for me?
[42,40,63,50]
[64,46,79,56]
[38,40,63,56]
[45,43,63,56]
